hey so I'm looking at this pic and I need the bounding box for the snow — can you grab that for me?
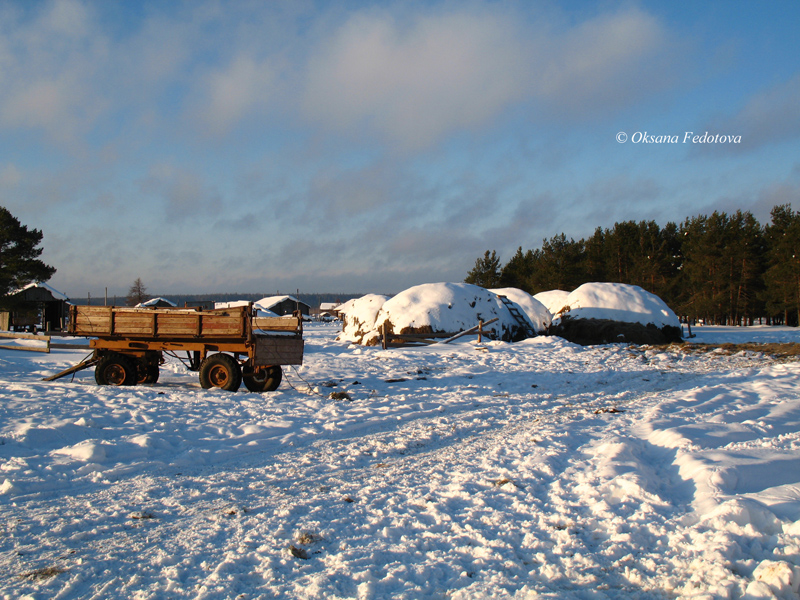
[135,297,177,307]
[338,294,390,345]
[374,282,532,341]
[215,301,279,317]
[2,324,800,598]
[533,289,570,315]
[490,287,552,332]
[555,282,680,329]
[255,295,304,312]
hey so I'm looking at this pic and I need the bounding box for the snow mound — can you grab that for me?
[534,289,570,315]
[338,294,391,345]
[373,282,529,344]
[490,288,551,332]
[551,283,681,345]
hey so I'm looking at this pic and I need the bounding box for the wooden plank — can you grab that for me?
[156,316,204,336]
[0,332,51,341]
[441,317,499,344]
[42,356,100,381]
[0,343,49,353]
[71,306,113,335]
[252,317,301,331]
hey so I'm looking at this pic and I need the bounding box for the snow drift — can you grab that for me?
[551,282,682,345]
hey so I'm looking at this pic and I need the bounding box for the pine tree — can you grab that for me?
[764,204,800,325]
[499,247,535,291]
[465,250,502,288]
[0,206,56,300]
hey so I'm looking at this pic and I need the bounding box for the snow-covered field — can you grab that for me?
[2,324,800,599]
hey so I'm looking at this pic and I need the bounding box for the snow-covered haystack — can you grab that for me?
[371,283,528,345]
[551,282,682,345]
[490,287,552,333]
[337,294,391,345]
[534,290,570,315]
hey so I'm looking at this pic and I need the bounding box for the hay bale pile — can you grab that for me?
[549,283,681,345]
[365,282,534,345]
[337,294,391,345]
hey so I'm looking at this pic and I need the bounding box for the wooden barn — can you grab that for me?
[1,282,70,332]
[254,295,311,317]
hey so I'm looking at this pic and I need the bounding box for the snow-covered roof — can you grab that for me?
[254,295,307,311]
[215,301,252,310]
[6,281,69,301]
[136,297,177,308]
[319,302,339,311]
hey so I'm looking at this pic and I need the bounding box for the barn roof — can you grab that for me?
[7,282,69,301]
[254,295,309,310]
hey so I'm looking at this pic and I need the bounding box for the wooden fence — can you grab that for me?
[0,331,91,353]
[380,318,499,349]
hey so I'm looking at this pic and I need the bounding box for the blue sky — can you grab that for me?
[2,0,799,297]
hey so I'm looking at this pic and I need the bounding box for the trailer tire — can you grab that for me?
[135,356,160,384]
[243,365,282,392]
[95,353,136,386]
[199,354,242,391]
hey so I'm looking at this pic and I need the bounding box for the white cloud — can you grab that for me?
[701,74,800,153]
[535,9,678,116]
[190,55,278,136]
[303,7,530,151]
[301,6,679,150]
[0,0,109,144]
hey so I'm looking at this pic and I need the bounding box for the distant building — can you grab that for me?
[135,297,177,308]
[254,295,310,317]
[315,301,342,320]
[1,282,70,331]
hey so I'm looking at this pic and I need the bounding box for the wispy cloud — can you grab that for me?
[139,163,222,220]
[700,74,800,153]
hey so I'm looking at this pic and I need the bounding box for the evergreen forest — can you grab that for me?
[464,205,800,326]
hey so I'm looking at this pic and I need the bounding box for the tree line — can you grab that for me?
[465,204,800,326]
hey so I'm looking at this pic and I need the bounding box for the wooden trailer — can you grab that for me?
[44,304,303,392]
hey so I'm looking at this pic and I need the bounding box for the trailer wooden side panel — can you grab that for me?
[157,315,201,336]
[70,306,113,335]
[69,305,251,339]
[253,317,302,331]
[200,314,245,337]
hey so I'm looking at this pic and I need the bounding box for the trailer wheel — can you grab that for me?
[199,354,242,391]
[136,362,160,384]
[135,356,160,384]
[243,366,283,392]
[95,354,136,386]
